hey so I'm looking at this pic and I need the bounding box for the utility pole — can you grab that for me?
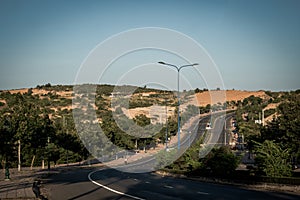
[18,140,21,171]
[165,97,168,150]
[262,109,265,126]
[42,158,44,169]
[224,123,226,145]
[47,137,50,170]
[224,116,227,145]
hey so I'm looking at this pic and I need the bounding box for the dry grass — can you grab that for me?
[190,90,267,107]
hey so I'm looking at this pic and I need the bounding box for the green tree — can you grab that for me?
[170,138,203,171]
[45,142,60,167]
[133,114,150,127]
[155,149,178,170]
[0,116,16,167]
[254,140,292,177]
[202,146,240,177]
[260,98,300,161]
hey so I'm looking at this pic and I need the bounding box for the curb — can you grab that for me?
[155,170,300,195]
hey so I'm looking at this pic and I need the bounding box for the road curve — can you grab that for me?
[44,113,300,200]
[45,167,300,200]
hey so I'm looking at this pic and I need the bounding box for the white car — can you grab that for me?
[206,122,212,130]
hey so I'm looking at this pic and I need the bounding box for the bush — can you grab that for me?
[254,140,292,177]
[201,146,240,177]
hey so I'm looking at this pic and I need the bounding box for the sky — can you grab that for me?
[0,0,299,91]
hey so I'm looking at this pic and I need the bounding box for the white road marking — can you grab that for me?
[88,169,145,200]
[145,181,150,184]
[197,191,209,195]
[164,185,173,189]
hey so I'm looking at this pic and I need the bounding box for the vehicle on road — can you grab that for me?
[205,122,212,130]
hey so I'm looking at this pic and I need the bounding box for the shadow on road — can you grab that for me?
[40,165,300,200]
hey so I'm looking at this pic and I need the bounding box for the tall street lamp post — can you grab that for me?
[158,61,199,150]
[164,97,169,151]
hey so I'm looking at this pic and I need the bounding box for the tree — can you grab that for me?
[133,114,150,127]
[260,98,300,161]
[254,140,292,177]
[202,146,240,177]
[45,143,60,167]
[155,149,177,170]
[0,116,16,167]
[195,88,200,93]
[171,138,203,172]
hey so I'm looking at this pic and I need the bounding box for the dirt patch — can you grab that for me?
[191,90,267,107]
[264,103,280,110]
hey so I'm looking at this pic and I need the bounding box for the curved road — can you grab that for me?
[45,167,300,200]
[44,113,300,199]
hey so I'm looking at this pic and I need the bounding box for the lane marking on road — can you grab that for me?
[164,185,173,189]
[197,191,209,195]
[88,169,145,200]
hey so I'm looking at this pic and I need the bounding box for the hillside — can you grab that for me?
[1,85,289,126]
[189,90,268,107]
[4,88,268,107]
[1,84,298,168]
[1,87,271,121]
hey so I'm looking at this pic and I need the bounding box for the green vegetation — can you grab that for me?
[235,90,300,177]
[0,90,87,169]
[0,84,180,168]
[254,140,292,177]
[164,139,240,178]
[0,84,299,183]
[200,146,240,177]
[162,90,299,181]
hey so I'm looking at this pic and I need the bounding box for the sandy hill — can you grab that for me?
[1,87,276,123]
[189,90,267,107]
[5,88,267,106]
[4,88,267,107]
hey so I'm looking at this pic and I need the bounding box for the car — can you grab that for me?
[206,122,212,130]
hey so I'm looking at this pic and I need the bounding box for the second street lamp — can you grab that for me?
[158,61,199,150]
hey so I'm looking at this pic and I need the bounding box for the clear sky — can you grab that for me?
[0,0,299,91]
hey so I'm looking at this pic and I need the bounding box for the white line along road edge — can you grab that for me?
[88,169,145,200]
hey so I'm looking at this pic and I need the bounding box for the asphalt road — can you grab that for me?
[44,113,300,200]
[45,167,300,200]
[216,112,235,145]
[104,114,214,173]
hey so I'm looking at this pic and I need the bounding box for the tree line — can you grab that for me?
[236,90,300,177]
[0,90,87,169]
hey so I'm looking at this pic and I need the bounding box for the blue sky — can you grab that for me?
[0,0,299,91]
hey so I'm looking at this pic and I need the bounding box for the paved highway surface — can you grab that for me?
[45,167,300,200]
[44,113,300,199]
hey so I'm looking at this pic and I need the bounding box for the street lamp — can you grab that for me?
[158,61,199,150]
[164,97,169,151]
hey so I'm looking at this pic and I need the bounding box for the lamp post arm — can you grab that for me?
[159,63,179,72]
[158,62,198,72]
[178,64,198,71]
